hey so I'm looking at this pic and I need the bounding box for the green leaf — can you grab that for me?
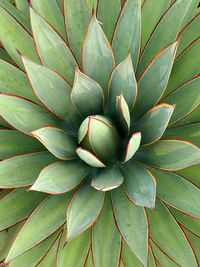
[163,123,200,148]
[122,242,143,267]
[22,57,80,125]
[0,47,15,64]
[97,0,121,41]
[164,76,200,125]
[170,208,200,237]
[137,0,192,76]
[92,195,121,267]
[141,0,171,50]
[64,0,90,65]
[32,127,76,160]
[181,0,199,28]
[147,199,198,267]
[184,229,200,264]
[0,0,31,33]
[176,164,200,187]
[31,0,66,39]
[108,55,137,114]
[91,165,124,191]
[133,42,178,120]
[14,0,29,18]
[76,148,106,168]
[85,251,93,267]
[0,94,59,134]
[57,229,90,267]
[0,59,39,103]
[30,8,76,85]
[66,185,105,241]
[123,161,156,208]
[123,132,141,163]
[9,231,61,267]
[136,140,200,170]
[86,0,97,12]
[6,193,73,262]
[83,15,115,97]
[111,187,148,266]
[112,0,141,68]
[71,69,104,117]
[133,104,175,145]
[31,160,91,194]
[0,152,56,188]
[152,169,200,219]
[166,39,200,96]
[0,6,39,69]
[175,105,200,126]
[0,189,45,231]
[115,95,130,137]
[0,130,43,159]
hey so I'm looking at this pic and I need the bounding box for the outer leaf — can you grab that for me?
[166,39,200,96]
[71,69,104,117]
[112,0,141,68]
[163,123,200,148]
[0,6,39,68]
[0,152,56,188]
[181,0,199,28]
[141,0,171,50]
[177,164,200,187]
[115,95,130,137]
[0,59,39,103]
[184,229,200,264]
[137,0,192,76]
[92,195,121,267]
[83,15,115,97]
[31,0,66,39]
[66,185,105,241]
[30,8,76,85]
[108,55,137,114]
[32,127,76,160]
[164,76,200,125]
[123,132,141,163]
[14,0,29,18]
[0,94,59,134]
[133,104,175,145]
[122,161,156,208]
[175,105,200,126]
[0,47,15,64]
[22,57,80,126]
[64,0,90,65]
[122,242,143,267]
[0,189,45,231]
[147,199,198,267]
[111,187,148,266]
[91,165,124,191]
[0,130,43,159]
[151,169,200,219]
[76,148,106,168]
[133,42,178,120]
[6,193,73,262]
[57,229,90,267]
[97,0,121,41]
[136,140,200,170]
[31,160,91,194]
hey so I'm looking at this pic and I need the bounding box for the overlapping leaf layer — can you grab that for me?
[0,0,200,266]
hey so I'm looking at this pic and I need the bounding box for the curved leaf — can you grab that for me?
[0,152,56,188]
[30,8,76,85]
[6,193,73,262]
[111,187,149,266]
[76,148,106,168]
[133,104,175,145]
[91,165,124,191]
[115,95,130,137]
[0,94,59,134]
[176,164,200,187]
[71,69,104,117]
[66,185,105,241]
[122,161,156,208]
[122,242,143,267]
[147,199,198,267]
[112,0,141,68]
[123,132,141,163]
[92,195,121,267]
[83,15,115,97]
[136,140,200,170]
[32,127,76,160]
[175,105,200,126]
[31,160,91,194]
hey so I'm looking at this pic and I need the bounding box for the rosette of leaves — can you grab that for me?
[0,0,200,266]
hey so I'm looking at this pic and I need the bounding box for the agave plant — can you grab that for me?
[0,0,200,266]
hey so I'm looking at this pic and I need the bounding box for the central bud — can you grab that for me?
[78,115,121,164]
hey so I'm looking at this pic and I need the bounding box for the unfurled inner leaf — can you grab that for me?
[123,132,141,163]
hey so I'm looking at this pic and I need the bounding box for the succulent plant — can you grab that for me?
[0,0,200,266]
